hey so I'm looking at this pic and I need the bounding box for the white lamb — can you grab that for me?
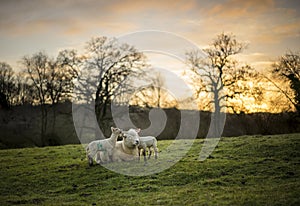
[86,127,122,166]
[111,128,141,162]
[138,136,159,162]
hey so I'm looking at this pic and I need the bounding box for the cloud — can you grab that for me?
[0,0,200,37]
[185,0,300,53]
[273,21,300,38]
[0,0,116,36]
[114,0,198,14]
[237,52,275,71]
[0,0,300,71]
[204,0,275,19]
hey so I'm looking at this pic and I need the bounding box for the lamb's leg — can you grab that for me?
[143,149,147,164]
[148,147,152,159]
[154,145,158,159]
[86,146,94,166]
[88,148,98,166]
[138,148,141,161]
[96,152,101,164]
[107,150,113,163]
[88,155,93,166]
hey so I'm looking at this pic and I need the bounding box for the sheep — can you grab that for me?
[138,136,159,163]
[111,128,141,162]
[86,127,122,166]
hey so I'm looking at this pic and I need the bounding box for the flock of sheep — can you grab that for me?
[86,127,159,166]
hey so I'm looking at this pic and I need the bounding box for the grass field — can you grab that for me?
[0,134,299,205]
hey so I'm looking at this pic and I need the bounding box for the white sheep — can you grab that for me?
[111,128,141,162]
[138,136,159,162]
[86,127,122,166]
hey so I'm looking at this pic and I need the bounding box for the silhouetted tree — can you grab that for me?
[21,51,79,146]
[48,49,80,136]
[272,51,300,113]
[82,36,146,121]
[14,72,36,105]
[130,72,178,108]
[48,49,79,105]
[186,33,261,136]
[0,62,16,108]
[22,52,50,145]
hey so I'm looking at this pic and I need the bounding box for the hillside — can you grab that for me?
[0,134,299,205]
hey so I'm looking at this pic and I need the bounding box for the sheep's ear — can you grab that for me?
[111,127,115,132]
[135,128,141,133]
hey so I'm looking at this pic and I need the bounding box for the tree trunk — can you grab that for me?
[207,82,224,138]
[40,105,48,146]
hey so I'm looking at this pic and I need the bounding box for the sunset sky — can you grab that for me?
[1,0,299,69]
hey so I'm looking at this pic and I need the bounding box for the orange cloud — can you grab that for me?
[273,21,300,37]
[108,0,197,15]
[205,0,275,19]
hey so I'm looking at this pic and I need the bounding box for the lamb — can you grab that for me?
[111,128,141,162]
[138,136,159,162]
[86,127,122,166]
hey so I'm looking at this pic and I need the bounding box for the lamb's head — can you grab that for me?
[122,128,141,148]
[111,127,123,137]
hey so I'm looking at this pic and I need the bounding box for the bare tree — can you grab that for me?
[226,65,264,113]
[21,52,50,145]
[186,33,261,136]
[48,49,79,105]
[129,72,178,108]
[0,63,37,107]
[21,51,79,146]
[14,72,36,105]
[0,62,15,108]
[48,50,80,136]
[271,51,300,113]
[82,36,147,120]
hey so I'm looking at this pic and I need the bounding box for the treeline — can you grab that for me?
[0,102,299,149]
[0,50,79,108]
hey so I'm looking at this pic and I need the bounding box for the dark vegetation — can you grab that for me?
[1,103,299,149]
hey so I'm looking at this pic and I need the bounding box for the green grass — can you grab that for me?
[0,134,299,205]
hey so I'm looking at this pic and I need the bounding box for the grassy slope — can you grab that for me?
[0,134,299,205]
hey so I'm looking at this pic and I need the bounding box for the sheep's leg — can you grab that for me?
[107,150,113,163]
[148,147,152,159]
[108,155,113,163]
[86,146,95,166]
[143,149,147,164]
[154,146,158,159]
[90,150,97,159]
[96,152,101,164]
[86,147,91,166]
[87,148,99,166]
[154,149,158,159]
[138,149,141,161]
[88,155,93,166]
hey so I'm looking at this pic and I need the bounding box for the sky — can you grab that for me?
[0,0,300,101]
[1,0,299,67]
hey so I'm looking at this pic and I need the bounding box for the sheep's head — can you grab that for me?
[122,128,141,148]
